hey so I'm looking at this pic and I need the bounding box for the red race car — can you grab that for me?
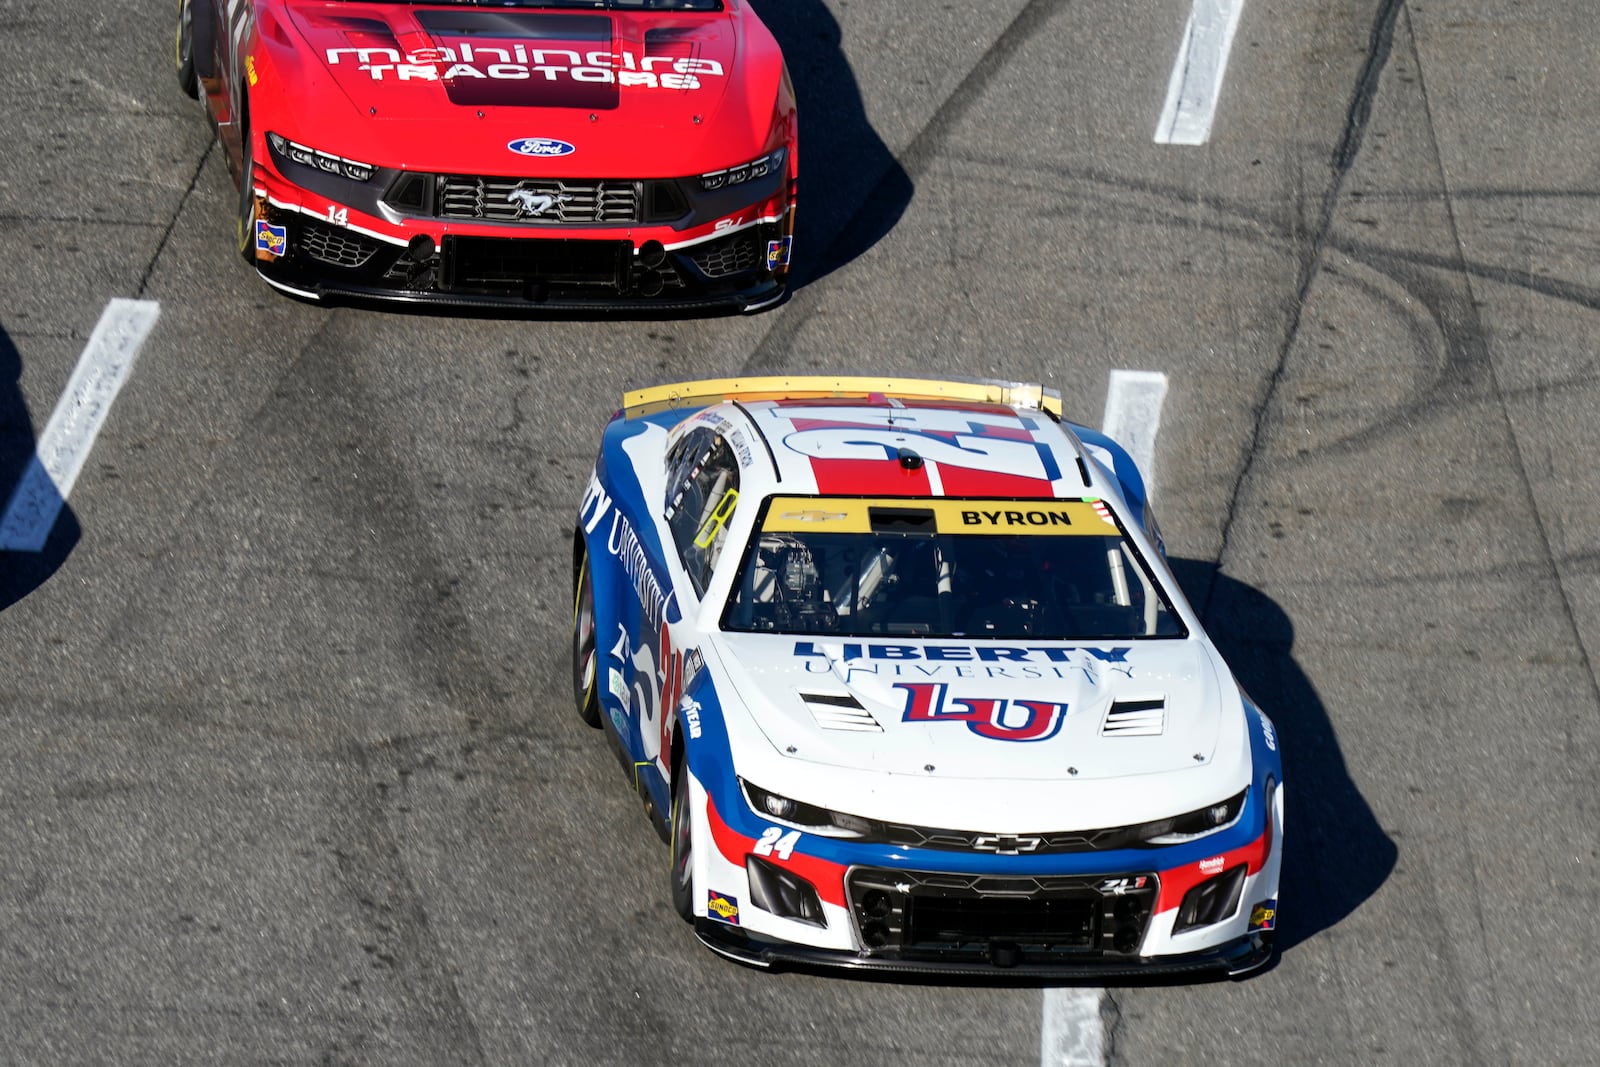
[176,0,797,311]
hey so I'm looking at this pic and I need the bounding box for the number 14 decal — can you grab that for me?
[754,826,801,860]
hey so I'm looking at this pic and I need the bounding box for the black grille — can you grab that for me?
[437,176,639,224]
[689,233,763,278]
[847,868,1157,963]
[440,236,627,295]
[301,221,380,268]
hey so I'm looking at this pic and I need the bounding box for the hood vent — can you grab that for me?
[800,691,883,733]
[1101,698,1166,737]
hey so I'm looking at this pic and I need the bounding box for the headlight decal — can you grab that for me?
[267,131,376,182]
[707,792,848,908]
[701,147,787,191]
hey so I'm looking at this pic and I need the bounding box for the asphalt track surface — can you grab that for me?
[2,1,1598,1064]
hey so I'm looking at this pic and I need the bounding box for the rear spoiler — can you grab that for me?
[621,375,1062,419]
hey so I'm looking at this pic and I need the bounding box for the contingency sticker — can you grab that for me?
[255,219,287,257]
[707,890,740,925]
[1248,900,1277,932]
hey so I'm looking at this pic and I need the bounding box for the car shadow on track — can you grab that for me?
[0,323,80,611]
[748,0,912,289]
[1170,558,1397,962]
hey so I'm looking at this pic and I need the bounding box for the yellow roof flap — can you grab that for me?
[622,375,1062,419]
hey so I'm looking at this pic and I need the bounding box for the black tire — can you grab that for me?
[174,0,199,98]
[189,0,217,80]
[571,541,602,728]
[235,106,257,265]
[668,768,695,922]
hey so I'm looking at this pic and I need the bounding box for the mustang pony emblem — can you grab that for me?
[507,189,571,217]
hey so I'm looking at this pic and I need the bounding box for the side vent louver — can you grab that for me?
[1101,698,1166,737]
[800,692,883,733]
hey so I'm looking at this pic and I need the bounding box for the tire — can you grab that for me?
[189,0,217,81]
[571,540,602,728]
[174,0,199,98]
[668,768,695,923]
[235,108,257,265]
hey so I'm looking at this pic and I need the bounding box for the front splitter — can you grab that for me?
[694,919,1274,980]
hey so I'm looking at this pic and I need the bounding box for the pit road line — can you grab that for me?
[0,298,158,551]
[1155,0,1246,145]
[1039,368,1171,1067]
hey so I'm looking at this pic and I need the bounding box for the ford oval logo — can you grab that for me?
[507,137,575,158]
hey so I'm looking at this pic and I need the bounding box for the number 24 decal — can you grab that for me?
[754,826,800,860]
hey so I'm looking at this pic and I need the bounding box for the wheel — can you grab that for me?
[668,768,695,922]
[174,0,198,98]
[235,112,258,265]
[571,540,602,728]
[189,0,217,82]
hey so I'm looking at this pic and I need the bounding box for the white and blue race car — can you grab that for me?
[572,377,1282,976]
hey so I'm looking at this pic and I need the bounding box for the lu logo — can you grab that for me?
[897,682,1067,742]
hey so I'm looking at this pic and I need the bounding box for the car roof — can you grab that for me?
[629,377,1107,503]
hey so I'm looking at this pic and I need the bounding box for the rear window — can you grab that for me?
[721,497,1186,640]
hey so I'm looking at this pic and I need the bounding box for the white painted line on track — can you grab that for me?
[1038,369,1172,1067]
[1101,369,1170,496]
[1154,0,1246,145]
[1041,987,1107,1067]
[0,298,158,552]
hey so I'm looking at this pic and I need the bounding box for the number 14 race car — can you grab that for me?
[573,377,1284,976]
[176,0,796,311]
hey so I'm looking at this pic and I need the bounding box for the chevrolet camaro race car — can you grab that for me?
[572,377,1284,976]
[175,0,797,310]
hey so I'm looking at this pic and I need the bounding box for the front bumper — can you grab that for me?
[696,919,1274,979]
[247,145,794,312]
[687,773,1285,979]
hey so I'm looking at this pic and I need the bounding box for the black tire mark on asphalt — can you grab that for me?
[331,739,490,1067]
[137,138,216,298]
[1397,5,1600,743]
[1199,0,1405,618]
[742,0,1072,375]
[252,318,518,728]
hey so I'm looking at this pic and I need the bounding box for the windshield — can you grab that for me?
[722,498,1187,640]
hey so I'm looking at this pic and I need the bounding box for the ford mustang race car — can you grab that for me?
[175,0,796,311]
[572,377,1283,976]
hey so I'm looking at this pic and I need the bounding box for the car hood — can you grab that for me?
[706,634,1233,783]
[274,2,760,174]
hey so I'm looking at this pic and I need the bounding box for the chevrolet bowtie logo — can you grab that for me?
[973,834,1043,855]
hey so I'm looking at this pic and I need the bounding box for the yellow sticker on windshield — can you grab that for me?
[761,497,1115,535]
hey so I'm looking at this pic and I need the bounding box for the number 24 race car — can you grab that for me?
[175,0,797,311]
[572,377,1284,976]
